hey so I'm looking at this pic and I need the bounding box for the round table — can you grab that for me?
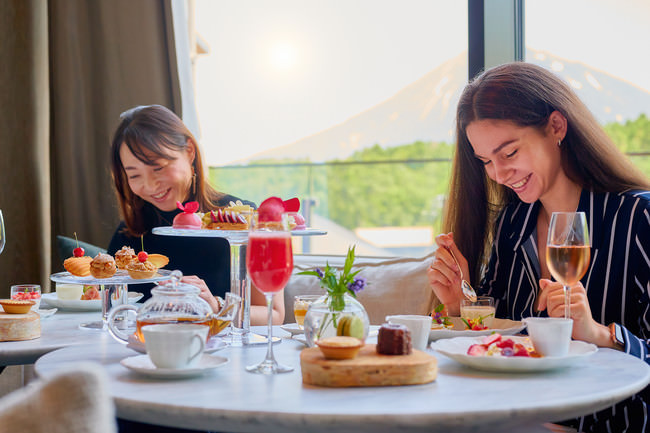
[34,328,650,433]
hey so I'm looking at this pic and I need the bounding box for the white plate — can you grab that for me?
[125,334,228,354]
[120,354,229,379]
[432,336,597,372]
[429,317,525,341]
[40,292,143,311]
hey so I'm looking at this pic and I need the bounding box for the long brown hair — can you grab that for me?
[110,104,223,236]
[445,62,650,284]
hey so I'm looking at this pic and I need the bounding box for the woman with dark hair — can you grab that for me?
[108,104,285,325]
[428,62,650,432]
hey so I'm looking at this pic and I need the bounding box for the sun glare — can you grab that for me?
[269,42,297,70]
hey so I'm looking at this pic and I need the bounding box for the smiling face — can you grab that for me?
[466,113,568,204]
[119,141,195,212]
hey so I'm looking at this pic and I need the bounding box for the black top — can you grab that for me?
[107,194,256,301]
[480,189,650,432]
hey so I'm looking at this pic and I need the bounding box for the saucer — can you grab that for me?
[37,308,57,318]
[280,323,304,336]
[126,334,228,354]
[120,354,229,379]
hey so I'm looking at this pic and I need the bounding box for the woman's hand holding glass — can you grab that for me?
[427,233,469,316]
[537,279,603,344]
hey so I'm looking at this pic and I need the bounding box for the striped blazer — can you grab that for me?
[479,189,650,432]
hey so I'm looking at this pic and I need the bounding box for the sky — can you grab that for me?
[193,0,650,166]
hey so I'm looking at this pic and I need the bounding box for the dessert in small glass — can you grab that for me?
[11,284,41,310]
[460,296,495,329]
[293,294,322,328]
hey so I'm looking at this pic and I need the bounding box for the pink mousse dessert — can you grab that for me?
[173,201,202,229]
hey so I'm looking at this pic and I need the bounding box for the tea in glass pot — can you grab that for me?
[107,270,240,343]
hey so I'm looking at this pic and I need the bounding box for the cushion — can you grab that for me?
[0,363,116,433]
[56,235,107,262]
[285,250,439,325]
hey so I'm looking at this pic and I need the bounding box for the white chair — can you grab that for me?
[0,363,116,433]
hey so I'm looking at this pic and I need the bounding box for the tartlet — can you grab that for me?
[114,246,137,270]
[0,299,35,314]
[126,260,157,279]
[89,253,117,279]
[315,336,364,360]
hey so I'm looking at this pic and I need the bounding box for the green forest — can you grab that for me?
[210,114,650,234]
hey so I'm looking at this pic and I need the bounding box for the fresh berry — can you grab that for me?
[177,201,199,214]
[467,344,487,356]
[483,333,502,346]
[138,251,148,263]
[73,246,85,257]
[496,338,515,349]
[283,197,301,212]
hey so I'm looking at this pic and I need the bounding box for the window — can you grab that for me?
[525,0,650,172]
[191,1,468,257]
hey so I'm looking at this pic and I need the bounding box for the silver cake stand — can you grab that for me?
[50,269,173,330]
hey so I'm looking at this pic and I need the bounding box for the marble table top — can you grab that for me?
[34,327,650,433]
[0,310,111,366]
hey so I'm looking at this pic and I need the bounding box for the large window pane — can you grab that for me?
[525,0,650,173]
[193,1,467,256]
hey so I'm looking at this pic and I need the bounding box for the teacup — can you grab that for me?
[142,324,208,369]
[523,317,573,357]
[385,314,432,351]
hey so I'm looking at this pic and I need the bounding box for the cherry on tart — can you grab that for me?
[63,232,93,277]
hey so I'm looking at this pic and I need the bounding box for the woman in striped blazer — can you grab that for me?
[428,62,650,432]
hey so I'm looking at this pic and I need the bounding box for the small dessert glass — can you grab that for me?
[293,294,322,328]
[460,296,495,328]
[11,284,41,311]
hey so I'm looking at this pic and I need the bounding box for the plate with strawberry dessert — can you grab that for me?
[41,291,144,311]
[429,317,525,341]
[432,334,597,372]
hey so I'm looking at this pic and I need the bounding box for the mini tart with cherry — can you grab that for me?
[126,251,158,279]
[89,253,117,279]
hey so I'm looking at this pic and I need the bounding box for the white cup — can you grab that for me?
[523,317,573,357]
[385,314,433,351]
[142,324,208,369]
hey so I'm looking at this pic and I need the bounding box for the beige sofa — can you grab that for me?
[284,250,439,325]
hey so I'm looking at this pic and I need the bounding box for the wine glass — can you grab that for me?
[245,213,294,374]
[0,210,5,255]
[546,212,591,319]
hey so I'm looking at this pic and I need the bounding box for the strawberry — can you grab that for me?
[513,344,531,357]
[483,333,502,346]
[496,338,515,349]
[467,344,488,356]
[283,197,301,212]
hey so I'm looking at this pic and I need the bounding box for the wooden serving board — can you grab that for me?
[0,311,41,341]
[300,344,437,387]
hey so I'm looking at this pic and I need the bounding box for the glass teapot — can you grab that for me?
[107,270,241,343]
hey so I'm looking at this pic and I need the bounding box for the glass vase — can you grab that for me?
[303,293,370,347]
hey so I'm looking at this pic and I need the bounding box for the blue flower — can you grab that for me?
[315,268,324,279]
[347,277,366,294]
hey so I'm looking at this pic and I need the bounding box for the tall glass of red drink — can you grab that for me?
[245,213,294,374]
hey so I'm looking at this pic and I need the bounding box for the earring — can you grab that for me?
[191,171,197,196]
[557,139,562,147]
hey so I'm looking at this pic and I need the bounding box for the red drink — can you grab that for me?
[247,231,293,294]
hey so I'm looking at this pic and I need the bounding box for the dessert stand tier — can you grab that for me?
[152,226,327,346]
[50,269,173,330]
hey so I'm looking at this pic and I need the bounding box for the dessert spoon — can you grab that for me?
[448,248,477,302]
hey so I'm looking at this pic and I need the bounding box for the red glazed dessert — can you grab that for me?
[173,201,202,229]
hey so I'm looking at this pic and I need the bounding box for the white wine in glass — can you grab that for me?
[546,212,590,319]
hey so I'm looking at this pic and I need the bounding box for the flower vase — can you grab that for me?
[303,293,370,347]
